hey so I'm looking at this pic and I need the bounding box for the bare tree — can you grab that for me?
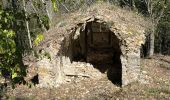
[22,0,32,48]
[144,0,166,57]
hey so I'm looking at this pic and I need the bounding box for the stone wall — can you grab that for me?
[35,18,145,88]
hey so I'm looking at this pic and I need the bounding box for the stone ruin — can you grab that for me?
[27,3,151,88]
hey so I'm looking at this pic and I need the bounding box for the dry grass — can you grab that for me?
[52,2,152,31]
[4,55,170,100]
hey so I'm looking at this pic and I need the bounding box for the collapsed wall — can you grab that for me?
[32,3,150,88]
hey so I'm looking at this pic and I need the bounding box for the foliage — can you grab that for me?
[0,0,47,88]
[40,15,50,30]
[0,0,57,88]
[155,2,170,54]
[34,33,44,46]
[51,0,62,12]
[0,6,27,87]
[51,0,58,11]
[0,0,53,88]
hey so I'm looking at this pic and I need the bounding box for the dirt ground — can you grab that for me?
[4,55,170,100]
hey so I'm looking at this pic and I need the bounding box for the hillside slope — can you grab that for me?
[6,55,170,100]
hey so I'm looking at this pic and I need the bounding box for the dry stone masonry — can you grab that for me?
[31,3,151,88]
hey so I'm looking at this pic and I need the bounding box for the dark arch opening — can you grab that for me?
[71,21,122,85]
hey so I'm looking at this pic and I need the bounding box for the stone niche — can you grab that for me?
[71,22,122,84]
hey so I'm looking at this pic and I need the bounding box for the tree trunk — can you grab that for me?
[148,28,154,57]
[22,0,32,49]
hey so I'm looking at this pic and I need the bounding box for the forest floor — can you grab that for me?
[3,55,170,100]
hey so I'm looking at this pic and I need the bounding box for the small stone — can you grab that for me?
[142,71,147,74]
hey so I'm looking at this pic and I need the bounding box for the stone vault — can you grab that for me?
[32,3,151,88]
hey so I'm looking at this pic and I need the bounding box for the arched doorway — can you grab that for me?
[71,21,122,85]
